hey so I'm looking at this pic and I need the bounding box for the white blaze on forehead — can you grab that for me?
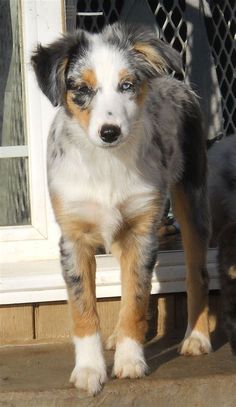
[85,36,140,147]
[90,37,128,89]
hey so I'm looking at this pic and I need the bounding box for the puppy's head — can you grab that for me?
[32,23,182,148]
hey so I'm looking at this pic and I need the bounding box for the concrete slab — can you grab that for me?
[1,335,236,407]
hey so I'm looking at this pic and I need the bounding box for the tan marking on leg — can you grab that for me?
[51,195,102,338]
[118,243,151,343]
[126,209,158,235]
[118,196,162,237]
[69,244,100,337]
[70,299,100,337]
[50,194,103,247]
[114,201,161,344]
[60,216,102,247]
[171,184,210,342]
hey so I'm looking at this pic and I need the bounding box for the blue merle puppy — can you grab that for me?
[32,23,211,395]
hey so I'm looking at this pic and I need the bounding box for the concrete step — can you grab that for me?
[1,335,236,407]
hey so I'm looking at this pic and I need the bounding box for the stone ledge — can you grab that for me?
[1,335,236,407]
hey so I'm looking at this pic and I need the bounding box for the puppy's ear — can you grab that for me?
[106,23,182,78]
[133,33,182,77]
[31,31,89,106]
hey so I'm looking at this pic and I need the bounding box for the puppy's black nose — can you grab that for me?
[100,124,121,143]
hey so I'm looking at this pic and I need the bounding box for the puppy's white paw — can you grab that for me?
[179,330,212,356]
[114,358,147,379]
[72,333,107,395]
[70,366,107,395]
[113,337,148,379]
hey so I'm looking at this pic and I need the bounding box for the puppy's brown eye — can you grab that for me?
[71,84,95,107]
[77,85,91,95]
[120,81,134,92]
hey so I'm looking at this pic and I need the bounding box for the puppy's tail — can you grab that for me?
[218,223,236,354]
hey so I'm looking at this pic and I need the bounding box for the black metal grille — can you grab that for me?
[76,0,124,32]
[148,0,187,79]
[204,0,236,136]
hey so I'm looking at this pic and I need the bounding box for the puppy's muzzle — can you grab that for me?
[100,124,121,144]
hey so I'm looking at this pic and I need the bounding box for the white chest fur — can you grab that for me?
[48,131,158,249]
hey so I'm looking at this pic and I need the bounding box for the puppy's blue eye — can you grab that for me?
[120,81,134,92]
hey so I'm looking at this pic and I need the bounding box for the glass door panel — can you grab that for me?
[0,0,30,226]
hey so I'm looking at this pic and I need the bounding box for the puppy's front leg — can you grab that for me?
[60,237,107,395]
[113,225,158,379]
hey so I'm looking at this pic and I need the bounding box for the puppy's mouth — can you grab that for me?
[88,133,125,149]
[99,137,123,148]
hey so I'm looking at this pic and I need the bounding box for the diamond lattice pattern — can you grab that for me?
[205,0,236,136]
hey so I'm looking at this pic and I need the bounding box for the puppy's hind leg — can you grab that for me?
[171,184,212,355]
[218,223,236,354]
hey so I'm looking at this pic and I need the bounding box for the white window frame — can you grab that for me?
[1,249,219,305]
[0,0,218,305]
[0,0,62,247]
